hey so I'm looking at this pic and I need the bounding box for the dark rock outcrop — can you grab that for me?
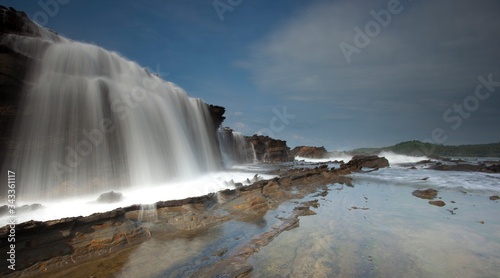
[428,162,500,173]
[246,135,294,162]
[207,104,226,130]
[485,164,500,173]
[0,6,59,38]
[0,7,53,165]
[340,155,389,171]
[291,146,327,158]
[490,195,499,201]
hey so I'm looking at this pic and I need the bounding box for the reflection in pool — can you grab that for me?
[248,175,500,277]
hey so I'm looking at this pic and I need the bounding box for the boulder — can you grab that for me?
[412,188,438,200]
[96,191,124,203]
[291,146,327,158]
[341,155,389,171]
[429,200,446,207]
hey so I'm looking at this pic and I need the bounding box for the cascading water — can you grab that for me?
[217,128,253,167]
[1,32,222,202]
[250,143,258,163]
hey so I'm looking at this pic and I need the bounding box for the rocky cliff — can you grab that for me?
[0,6,228,176]
[0,6,56,162]
[246,135,294,162]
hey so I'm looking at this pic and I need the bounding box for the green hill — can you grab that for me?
[352,140,500,158]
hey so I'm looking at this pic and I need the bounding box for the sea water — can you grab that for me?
[28,154,500,277]
[247,154,500,277]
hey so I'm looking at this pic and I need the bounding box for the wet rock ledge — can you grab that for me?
[0,156,380,277]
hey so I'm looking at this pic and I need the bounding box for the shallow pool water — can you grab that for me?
[247,177,500,277]
[35,166,500,278]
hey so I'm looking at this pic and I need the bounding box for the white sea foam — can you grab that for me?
[377,151,430,165]
[352,167,500,194]
[295,153,353,163]
[0,170,275,226]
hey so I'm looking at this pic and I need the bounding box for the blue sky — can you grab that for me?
[4,0,500,150]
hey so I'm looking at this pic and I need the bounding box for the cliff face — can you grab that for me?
[207,104,226,130]
[0,6,54,37]
[0,6,291,173]
[0,6,47,161]
[0,6,227,171]
[246,135,294,162]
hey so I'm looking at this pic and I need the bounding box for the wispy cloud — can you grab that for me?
[236,0,500,147]
[239,0,500,102]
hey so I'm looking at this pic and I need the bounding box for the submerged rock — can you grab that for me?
[489,195,500,201]
[429,200,446,207]
[0,203,44,217]
[96,191,124,203]
[412,188,438,200]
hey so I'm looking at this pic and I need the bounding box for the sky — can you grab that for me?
[4,0,500,150]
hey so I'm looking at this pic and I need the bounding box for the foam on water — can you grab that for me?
[296,152,429,165]
[295,152,499,193]
[295,153,353,163]
[0,170,275,226]
[352,167,500,194]
[377,151,429,165]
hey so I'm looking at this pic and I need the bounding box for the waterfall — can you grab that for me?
[1,32,222,201]
[250,143,259,163]
[216,128,253,167]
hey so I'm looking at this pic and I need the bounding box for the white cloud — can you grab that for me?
[236,0,500,148]
[239,0,500,106]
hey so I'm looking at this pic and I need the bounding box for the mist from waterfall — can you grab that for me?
[1,33,223,202]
